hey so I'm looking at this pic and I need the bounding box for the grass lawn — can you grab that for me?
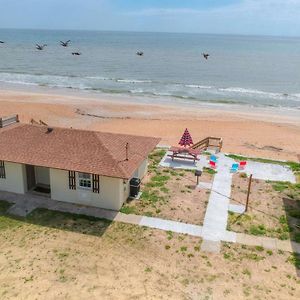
[0,199,299,299]
[228,173,300,242]
[121,149,213,225]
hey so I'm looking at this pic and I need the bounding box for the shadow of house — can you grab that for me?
[0,200,112,238]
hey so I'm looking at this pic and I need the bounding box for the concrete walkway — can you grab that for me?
[1,190,299,254]
[201,154,235,251]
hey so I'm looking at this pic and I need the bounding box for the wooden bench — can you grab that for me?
[168,147,200,163]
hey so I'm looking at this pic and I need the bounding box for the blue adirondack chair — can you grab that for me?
[230,163,239,173]
[210,155,217,162]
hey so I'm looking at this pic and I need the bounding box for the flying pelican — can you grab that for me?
[136,51,144,56]
[36,44,47,50]
[72,52,81,56]
[202,53,210,60]
[60,40,71,47]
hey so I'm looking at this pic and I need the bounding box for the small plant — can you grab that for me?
[166,231,173,240]
[58,269,67,283]
[266,250,273,256]
[194,246,200,252]
[180,246,187,252]
[242,268,251,277]
[255,246,264,252]
[144,267,152,272]
[165,245,170,250]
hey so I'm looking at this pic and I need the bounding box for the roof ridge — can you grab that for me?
[93,131,128,178]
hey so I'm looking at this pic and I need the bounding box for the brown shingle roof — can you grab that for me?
[0,123,160,179]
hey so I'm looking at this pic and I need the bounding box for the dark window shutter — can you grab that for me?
[0,161,5,179]
[92,174,100,193]
[68,171,76,190]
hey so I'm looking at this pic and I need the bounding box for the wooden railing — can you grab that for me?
[0,114,19,128]
[191,136,223,152]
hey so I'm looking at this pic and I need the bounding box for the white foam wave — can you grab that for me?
[116,79,153,84]
[185,84,212,89]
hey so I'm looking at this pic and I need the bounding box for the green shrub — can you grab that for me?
[249,224,266,236]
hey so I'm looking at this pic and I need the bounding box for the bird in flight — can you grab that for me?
[72,52,81,56]
[202,53,210,60]
[136,51,144,56]
[0,41,4,44]
[36,44,47,50]
[60,40,71,47]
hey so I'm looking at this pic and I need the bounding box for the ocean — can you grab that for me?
[0,28,300,109]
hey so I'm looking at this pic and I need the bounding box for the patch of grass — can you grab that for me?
[120,206,137,215]
[271,181,290,192]
[146,174,170,188]
[255,246,264,252]
[0,215,23,231]
[144,267,152,273]
[0,200,12,214]
[26,208,111,236]
[160,186,169,193]
[286,253,300,269]
[244,252,265,262]
[165,245,170,250]
[249,224,266,236]
[203,167,217,175]
[180,246,187,252]
[140,190,163,203]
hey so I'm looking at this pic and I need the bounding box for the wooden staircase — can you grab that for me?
[191,137,223,152]
[0,114,19,128]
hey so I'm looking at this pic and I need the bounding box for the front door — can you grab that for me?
[26,165,36,190]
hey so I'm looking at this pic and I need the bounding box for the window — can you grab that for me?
[0,161,5,179]
[78,172,92,189]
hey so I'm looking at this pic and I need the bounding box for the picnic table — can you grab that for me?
[168,146,201,163]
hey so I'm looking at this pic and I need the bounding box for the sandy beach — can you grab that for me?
[1,85,300,162]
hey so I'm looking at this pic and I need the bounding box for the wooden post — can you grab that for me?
[245,174,253,212]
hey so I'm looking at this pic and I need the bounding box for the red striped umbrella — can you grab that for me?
[178,128,193,147]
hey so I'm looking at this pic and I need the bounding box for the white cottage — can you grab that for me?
[0,115,159,210]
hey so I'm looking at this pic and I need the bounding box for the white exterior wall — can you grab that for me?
[0,162,27,194]
[133,158,148,179]
[35,166,50,185]
[50,169,126,210]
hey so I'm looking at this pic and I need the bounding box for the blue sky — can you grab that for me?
[0,0,300,36]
